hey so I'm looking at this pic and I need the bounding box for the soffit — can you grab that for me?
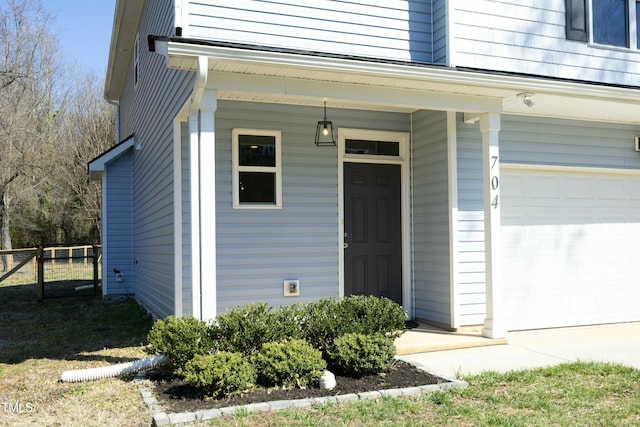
[104,0,145,101]
[165,41,640,124]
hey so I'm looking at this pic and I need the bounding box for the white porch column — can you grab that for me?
[480,112,506,339]
[188,89,217,321]
[198,89,218,321]
[188,109,201,318]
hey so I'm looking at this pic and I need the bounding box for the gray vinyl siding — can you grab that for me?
[432,0,447,64]
[411,110,450,324]
[500,116,640,170]
[187,0,435,64]
[455,115,485,325]
[105,151,133,295]
[451,1,640,86]
[117,0,195,318]
[214,100,410,312]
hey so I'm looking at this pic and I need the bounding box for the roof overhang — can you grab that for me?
[153,39,640,124]
[88,136,135,180]
[104,0,144,101]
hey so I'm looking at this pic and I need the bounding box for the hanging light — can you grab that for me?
[315,101,336,146]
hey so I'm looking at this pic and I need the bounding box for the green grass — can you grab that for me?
[203,363,640,427]
[0,281,153,426]
[2,280,640,426]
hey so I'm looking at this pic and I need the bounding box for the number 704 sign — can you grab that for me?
[490,155,499,209]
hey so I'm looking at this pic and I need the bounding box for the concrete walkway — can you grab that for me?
[397,322,640,380]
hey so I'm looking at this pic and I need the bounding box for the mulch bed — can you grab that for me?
[149,360,447,414]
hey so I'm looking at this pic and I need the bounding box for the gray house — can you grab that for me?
[90,0,640,338]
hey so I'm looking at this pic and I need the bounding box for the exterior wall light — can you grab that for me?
[518,92,536,108]
[315,101,336,146]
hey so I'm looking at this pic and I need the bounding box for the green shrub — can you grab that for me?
[209,303,304,356]
[327,333,396,376]
[252,339,326,388]
[182,352,256,398]
[146,315,213,373]
[302,296,407,355]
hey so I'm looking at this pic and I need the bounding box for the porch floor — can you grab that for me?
[395,321,507,355]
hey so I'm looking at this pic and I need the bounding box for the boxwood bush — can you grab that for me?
[252,339,326,388]
[146,315,213,373]
[302,295,407,355]
[209,302,304,356]
[182,352,256,398]
[327,332,396,376]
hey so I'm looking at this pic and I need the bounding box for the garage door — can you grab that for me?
[501,165,640,330]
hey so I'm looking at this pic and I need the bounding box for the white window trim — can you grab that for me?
[588,0,639,50]
[232,128,282,209]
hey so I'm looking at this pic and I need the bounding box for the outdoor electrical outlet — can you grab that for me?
[116,273,124,282]
[284,280,299,296]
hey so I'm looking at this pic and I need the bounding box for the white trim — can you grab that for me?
[101,172,108,296]
[501,162,640,177]
[447,111,460,329]
[174,0,190,38]
[338,128,411,314]
[88,138,135,180]
[199,90,217,321]
[189,110,201,318]
[231,128,283,209]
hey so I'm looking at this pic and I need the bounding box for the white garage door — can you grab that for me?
[501,166,640,330]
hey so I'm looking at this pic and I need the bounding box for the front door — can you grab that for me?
[344,162,402,305]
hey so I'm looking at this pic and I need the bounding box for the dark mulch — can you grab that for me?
[149,360,448,414]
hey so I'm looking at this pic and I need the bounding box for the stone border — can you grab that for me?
[136,357,468,426]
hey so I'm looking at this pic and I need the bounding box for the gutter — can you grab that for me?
[148,36,640,101]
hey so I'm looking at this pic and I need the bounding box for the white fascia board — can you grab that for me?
[88,137,135,180]
[164,41,640,104]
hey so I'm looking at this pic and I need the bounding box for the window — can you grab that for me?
[566,0,639,48]
[636,1,640,46]
[593,0,628,47]
[232,129,282,208]
[134,33,140,86]
[345,139,400,156]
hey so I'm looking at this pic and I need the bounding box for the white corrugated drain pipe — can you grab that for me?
[60,355,169,383]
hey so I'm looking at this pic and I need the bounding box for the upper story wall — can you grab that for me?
[450,0,640,87]
[182,0,437,64]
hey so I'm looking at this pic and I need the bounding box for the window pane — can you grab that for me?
[239,172,276,204]
[636,1,640,47]
[593,0,628,47]
[345,139,400,156]
[238,135,276,167]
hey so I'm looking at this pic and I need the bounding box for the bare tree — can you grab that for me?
[0,0,60,250]
[58,72,115,243]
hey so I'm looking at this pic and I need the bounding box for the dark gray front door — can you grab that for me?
[344,162,402,305]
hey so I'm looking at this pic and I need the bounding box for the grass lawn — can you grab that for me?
[2,280,639,426]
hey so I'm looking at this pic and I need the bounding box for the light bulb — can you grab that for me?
[323,126,329,136]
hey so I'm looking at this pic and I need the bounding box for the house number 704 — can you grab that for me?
[490,155,499,209]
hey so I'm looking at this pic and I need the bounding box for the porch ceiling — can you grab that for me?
[164,41,640,125]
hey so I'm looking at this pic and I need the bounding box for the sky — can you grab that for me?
[47,0,117,75]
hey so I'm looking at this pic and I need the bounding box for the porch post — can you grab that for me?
[188,108,201,318]
[198,89,217,321]
[480,112,506,339]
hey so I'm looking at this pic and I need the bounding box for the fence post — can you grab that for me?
[37,246,44,301]
[93,245,100,297]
